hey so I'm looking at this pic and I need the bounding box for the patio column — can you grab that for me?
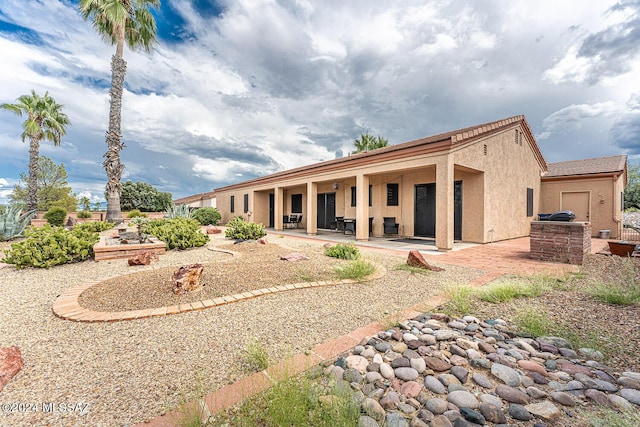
[435,156,454,251]
[274,186,284,231]
[356,174,369,241]
[306,181,317,235]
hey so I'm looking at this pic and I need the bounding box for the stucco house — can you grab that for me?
[212,115,627,251]
[173,190,217,209]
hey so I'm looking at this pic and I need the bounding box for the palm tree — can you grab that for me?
[79,0,160,223]
[354,132,389,153]
[1,90,70,212]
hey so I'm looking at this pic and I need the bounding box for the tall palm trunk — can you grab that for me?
[104,51,127,224]
[27,137,41,212]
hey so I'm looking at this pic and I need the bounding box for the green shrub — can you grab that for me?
[164,204,191,219]
[126,209,147,218]
[77,210,92,219]
[191,207,221,226]
[325,243,360,260]
[1,206,36,241]
[476,276,553,303]
[334,259,375,280]
[224,217,267,240]
[445,284,475,316]
[142,218,209,250]
[210,375,360,426]
[3,224,100,268]
[43,207,67,226]
[75,221,115,233]
[244,339,270,372]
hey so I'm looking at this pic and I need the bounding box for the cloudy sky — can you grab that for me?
[1,0,639,205]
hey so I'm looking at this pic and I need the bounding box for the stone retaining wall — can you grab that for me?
[530,221,591,265]
[93,236,166,261]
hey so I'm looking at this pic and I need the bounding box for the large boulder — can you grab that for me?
[0,346,24,392]
[173,264,205,294]
[407,250,444,271]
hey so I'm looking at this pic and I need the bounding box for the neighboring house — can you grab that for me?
[541,155,627,238]
[173,191,216,209]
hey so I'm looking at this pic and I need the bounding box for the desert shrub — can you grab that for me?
[325,242,360,260]
[43,207,67,226]
[1,206,36,241]
[142,218,209,250]
[126,209,147,218]
[191,207,221,226]
[334,259,375,280]
[3,224,100,268]
[77,210,92,219]
[224,217,267,240]
[164,204,191,219]
[75,221,115,233]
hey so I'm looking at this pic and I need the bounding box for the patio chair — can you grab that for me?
[335,216,344,232]
[283,215,293,229]
[295,214,303,228]
[383,217,399,235]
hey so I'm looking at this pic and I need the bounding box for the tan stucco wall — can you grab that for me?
[452,126,543,242]
[540,175,625,238]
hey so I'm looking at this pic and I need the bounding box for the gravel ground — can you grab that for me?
[0,233,482,427]
[79,241,348,312]
[446,253,640,374]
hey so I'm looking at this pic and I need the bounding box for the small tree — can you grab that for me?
[79,196,91,211]
[624,164,640,210]
[9,156,78,211]
[119,180,172,212]
[353,133,388,153]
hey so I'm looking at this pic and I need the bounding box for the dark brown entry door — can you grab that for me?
[415,183,436,237]
[269,193,274,227]
[414,182,462,240]
[317,193,336,229]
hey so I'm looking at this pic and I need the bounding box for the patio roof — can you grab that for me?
[214,115,546,192]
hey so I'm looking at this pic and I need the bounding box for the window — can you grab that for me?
[483,144,487,155]
[387,183,399,206]
[243,193,248,213]
[526,188,534,217]
[350,186,356,207]
[515,129,518,144]
[369,185,372,207]
[230,195,235,213]
[291,194,302,213]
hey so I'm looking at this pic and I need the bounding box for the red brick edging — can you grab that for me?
[51,263,387,323]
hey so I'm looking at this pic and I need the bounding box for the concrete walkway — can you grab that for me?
[134,233,608,426]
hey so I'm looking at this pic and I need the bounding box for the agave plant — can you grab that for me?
[0,206,37,241]
[164,203,191,219]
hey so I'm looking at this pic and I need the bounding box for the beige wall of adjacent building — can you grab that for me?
[540,175,625,238]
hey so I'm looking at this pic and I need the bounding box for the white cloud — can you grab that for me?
[1,0,639,203]
[538,102,620,140]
